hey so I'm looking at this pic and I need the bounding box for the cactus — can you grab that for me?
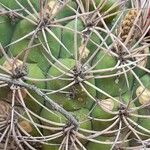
[0,0,150,149]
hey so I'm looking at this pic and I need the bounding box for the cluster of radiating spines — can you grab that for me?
[0,0,150,149]
[109,1,150,89]
[0,98,38,149]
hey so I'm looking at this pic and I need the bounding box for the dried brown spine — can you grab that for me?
[120,9,138,42]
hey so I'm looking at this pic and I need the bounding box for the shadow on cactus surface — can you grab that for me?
[0,0,150,149]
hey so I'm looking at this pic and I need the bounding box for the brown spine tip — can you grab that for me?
[19,120,33,133]
[120,9,138,42]
[136,86,150,105]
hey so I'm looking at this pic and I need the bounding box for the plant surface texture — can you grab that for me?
[0,0,150,149]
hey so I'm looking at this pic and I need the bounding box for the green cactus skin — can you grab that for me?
[54,0,78,25]
[81,32,102,63]
[81,0,119,23]
[40,108,66,127]
[92,50,117,75]
[41,108,91,129]
[41,144,59,150]
[0,57,16,99]
[121,91,138,123]
[133,48,150,78]
[0,0,40,15]
[137,108,150,139]
[47,58,75,90]
[48,92,85,111]
[24,63,45,114]
[23,95,44,115]
[139,74,150,89]
[72,108,92,145]
[91,92,138,131]
[91,98,119,131]
[86,136,113,150]
[92,50,133,98]
[40,108,91,145]
[0,15,15,49]
[146,48,150,69]
[26,63,45,88]
[59,19,84,58]
[72,108,91,130]
[129,106,150,144]
[9,15,61,73]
